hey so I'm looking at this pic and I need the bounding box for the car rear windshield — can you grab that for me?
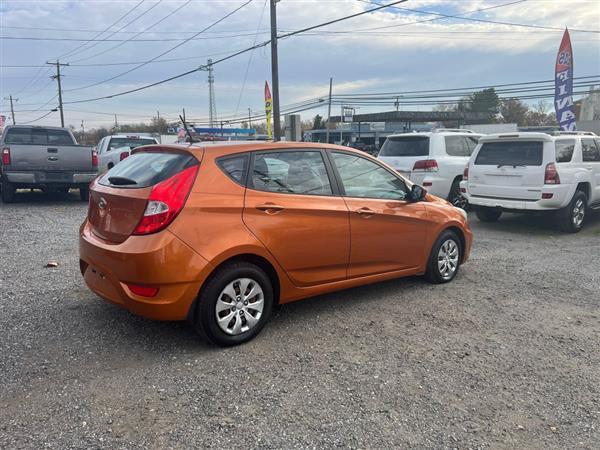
[108,137,156,150]
[98,151,197,188]
[475,141,544,166]
[4,128,75,145]
[378,136,429,157]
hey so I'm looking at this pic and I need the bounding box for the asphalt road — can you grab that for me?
[1,191,599,449]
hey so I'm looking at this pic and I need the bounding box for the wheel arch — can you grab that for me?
[443,225,467,263]
[575,181,591,203]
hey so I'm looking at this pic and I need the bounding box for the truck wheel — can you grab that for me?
[475,206,502,222]
[448,179,467,210]
[79,186,90,202]
[557,190,587,233]
[1,179,15,203]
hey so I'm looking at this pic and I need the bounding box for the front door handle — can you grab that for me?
[256,203,285,214]
[356,207,376,217]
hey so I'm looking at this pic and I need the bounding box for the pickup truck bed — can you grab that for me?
[1,125,98,202]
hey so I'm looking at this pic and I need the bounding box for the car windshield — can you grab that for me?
[378,136,429,157]
[475,141,544,166]
[108,137,155,150]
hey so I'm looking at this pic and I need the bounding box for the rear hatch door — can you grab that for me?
[88,149,199,243]
[377,135,430,179]
[469,139,547,200]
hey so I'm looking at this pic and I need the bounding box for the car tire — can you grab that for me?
[193,262,274,347]
[79,186,89,202]
[557,190,587,233]
[475,206,502,222]
[425,230,462,284]
[1,179,15,203]
[448,178,468,210]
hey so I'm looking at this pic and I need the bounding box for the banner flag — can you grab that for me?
[265,81,273,139]
[555,28,576,131]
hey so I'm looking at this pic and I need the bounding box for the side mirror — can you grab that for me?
[408,184,427,202]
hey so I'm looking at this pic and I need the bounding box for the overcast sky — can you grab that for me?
[1,0,599,129]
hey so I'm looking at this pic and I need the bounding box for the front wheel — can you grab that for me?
[557,190,587,233]
[194,262,274,346]
[475,206,502,222]
[1,179,15,203]
[448,179,468,209]
[425,230,462,284]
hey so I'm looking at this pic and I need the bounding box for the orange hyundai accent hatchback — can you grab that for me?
[80,142,472,346]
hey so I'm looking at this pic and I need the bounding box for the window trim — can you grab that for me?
[247,148,340,197]
[216,152,251,186]
[326,149,410,201]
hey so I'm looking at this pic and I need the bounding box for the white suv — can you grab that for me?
[96,134,158,172]
[461,131,600,232]
[378,129,481,208]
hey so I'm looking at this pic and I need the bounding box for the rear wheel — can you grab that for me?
[557,190,587,233]
[475,206,502,222]
[79,185,89,202]
[194,262,273,346]
[1,179,15,203]
[448,178,467,209]
[425,230,462,284]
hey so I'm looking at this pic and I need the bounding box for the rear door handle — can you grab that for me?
[356,207,376,217]
[256,203,285,214]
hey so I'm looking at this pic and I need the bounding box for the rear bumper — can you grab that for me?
[460,181,572,210]
[3,170,97,185]
[79,220,212,321]
[410,172,451,199]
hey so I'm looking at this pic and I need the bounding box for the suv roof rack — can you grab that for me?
[548,130,597,136]
[432,128,475,134]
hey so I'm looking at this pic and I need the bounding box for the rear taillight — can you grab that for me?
[2,147,10,165]
[119,151,129,161]
[133,164,198,235]
[463,165,469,181]
[91,149,98,167]
[544,162,560,184]
[413,159,438,172]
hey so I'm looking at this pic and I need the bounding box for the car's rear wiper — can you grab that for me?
[108,176,138,186]
[497,164,526,168]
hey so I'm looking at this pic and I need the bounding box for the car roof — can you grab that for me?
[141,141,361,158]
[479,132,556,142]
[386,130,482,138]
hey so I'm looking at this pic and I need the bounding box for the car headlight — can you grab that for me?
[455,207,468,221]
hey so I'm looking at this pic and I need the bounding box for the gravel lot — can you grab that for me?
[1,190,599,449]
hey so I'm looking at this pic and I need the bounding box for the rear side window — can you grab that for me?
[217,154,249,185]
[555,139,575,163]
[379,136,429,157]
[582,139,600,162]
[445,136,471,157]
[99,152,197,188]
[475,141,544,166]
[251,151,332,196]
[4,128,75,145]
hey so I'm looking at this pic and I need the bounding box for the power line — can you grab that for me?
[64,0,254,93]
[358,0,600,34]
[19,110,55,124]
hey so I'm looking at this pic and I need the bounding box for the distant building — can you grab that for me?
[578,86,600,121]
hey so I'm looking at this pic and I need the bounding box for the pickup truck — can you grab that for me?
[96,133,159,172]
[0,125,98,203]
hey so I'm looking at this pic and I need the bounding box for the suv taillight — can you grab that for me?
[91,149,98,167]
[2,147,10,165]
[413,159,438,172]
[119,151,129,161]
[133,165,198,235]
[463,165,469,181]
[544,162,560,184]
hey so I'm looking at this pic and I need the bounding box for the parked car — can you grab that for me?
[377,129,482,208]
[460,131,600,232]
[79,142,472,346]
[0,125,97,202]
[96,134,158,172]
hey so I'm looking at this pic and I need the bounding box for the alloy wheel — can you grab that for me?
[572,198,585,228]
[437,239,459,280]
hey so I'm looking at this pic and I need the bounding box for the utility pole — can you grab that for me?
[47,60,68,127]
[325,77,332,144]
[4,95,17,124]
[248,108,252,129]
[269,0,281,141]
[207,59,217,129]
[114,114,118,131]
[81,120,85,142]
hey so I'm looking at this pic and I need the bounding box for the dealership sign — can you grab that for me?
[555,28,576,131]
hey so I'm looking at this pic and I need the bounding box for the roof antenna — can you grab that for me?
[179,114,194,145]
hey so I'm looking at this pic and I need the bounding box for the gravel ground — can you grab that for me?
[1,190,599,449]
